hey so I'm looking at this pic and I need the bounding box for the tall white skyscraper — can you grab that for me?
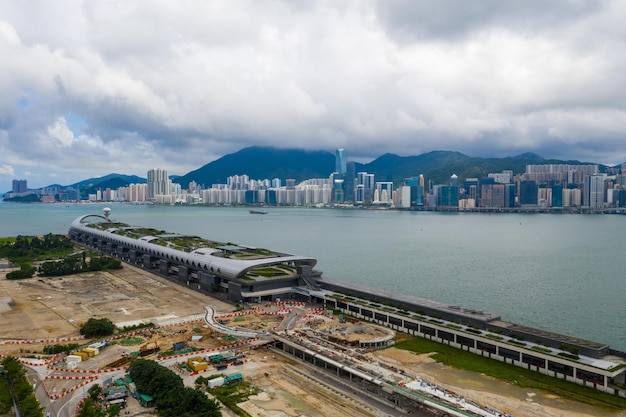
[147,168,171,200]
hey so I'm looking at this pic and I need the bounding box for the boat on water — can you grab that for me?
[249,209,268,215]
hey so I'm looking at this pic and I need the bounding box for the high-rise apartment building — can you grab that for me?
[488,172,511,184]
[584,174,605,208]
[12,179,27,193]
[129,183,147,202]
[524,164,598,186]
[147,169,171,200]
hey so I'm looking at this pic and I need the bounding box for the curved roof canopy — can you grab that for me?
[70,214,317,280]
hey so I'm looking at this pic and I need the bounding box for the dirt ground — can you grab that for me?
[2,264,625,417]
[372,348,626,417]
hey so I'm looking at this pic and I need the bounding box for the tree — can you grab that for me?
[76,398,100,417]
[128,360,220,417]
[80,318,116,338]
[0,357,43,417]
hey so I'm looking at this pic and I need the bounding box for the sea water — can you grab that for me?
[1,201,624,351]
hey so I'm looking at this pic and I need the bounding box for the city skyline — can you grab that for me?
[2,2,626,193]
[7,154,626,211]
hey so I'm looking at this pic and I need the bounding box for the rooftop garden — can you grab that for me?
[86,221,279,259]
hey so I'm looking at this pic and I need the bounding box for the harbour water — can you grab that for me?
[1,201,625,351]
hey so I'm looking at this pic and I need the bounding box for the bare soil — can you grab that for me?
[2,265,624,417]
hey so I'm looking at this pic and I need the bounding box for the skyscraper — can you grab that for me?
[519,180,538,206]
[343,161,356,203]
[335,149,347,177]
[147,168,171,200]
[12,179,27,193]
[406,177,424,206]
[584,174,605,208]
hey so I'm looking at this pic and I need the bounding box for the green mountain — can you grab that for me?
[21,148,610,198]
[70,174,147,199]
[172,147,609,188]
[174,146,335,187]
[71,174,146,189]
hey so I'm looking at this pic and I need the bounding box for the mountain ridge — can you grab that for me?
[5,147,615,195]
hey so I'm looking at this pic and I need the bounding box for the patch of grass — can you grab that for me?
[120,337,143,346]
[394,337,626,410]
[211,381,257,417]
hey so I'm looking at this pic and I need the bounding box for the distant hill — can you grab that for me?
[72,173,146,189]
[70,174,146,198]
[28,147,613,195]
[167,147,610,188]
[174,146,335,187]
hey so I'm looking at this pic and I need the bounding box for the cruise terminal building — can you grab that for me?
[69,211,626,396]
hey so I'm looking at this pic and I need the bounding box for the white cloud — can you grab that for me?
[0,164,15,176]
[1,0,626,192]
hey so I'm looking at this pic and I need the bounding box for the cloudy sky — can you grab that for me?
[2,0,626,192]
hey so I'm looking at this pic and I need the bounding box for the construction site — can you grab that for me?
[1,261,624,417]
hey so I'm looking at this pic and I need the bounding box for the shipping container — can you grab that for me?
[84,347,99,356]
[208,377,225,388]
[66,355,82,363]
[207,354,224,363]
[187,356,203,366]
[190,361,208,372]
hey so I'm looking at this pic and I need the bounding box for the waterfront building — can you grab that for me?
[458,198,476,209]
[504,183,516,208]
[584,174,606,208]
[344,161,356,203]
[397,186,411,208]
[437,184,459,208]
[551,185,563,208]
[374,182,394,204]
[356,172,375,204]
[519,180,539,206]
[406,177,424,207]
[477,178,493,207]
[480,183,505,208]
[147,168,171,201]
[563,188,582,207]
[12,179,27,193]
[617,189,626,207]
[69,212,320,303]
[461,178,477,202]
[323,281,626,395]
[538,187,552,208]
[129,183,147,202]
[332,177,344,203]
